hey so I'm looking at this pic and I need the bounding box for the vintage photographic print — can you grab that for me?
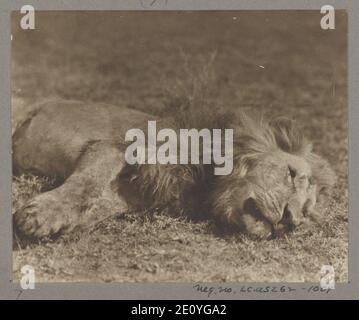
[11,10,348,283]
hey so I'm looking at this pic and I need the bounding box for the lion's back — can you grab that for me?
[12,99,153,177]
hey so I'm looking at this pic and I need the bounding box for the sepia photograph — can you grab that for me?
[11,10,348,283]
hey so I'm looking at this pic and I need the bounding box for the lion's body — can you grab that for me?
[13,100,151,179]
[12,100,336,243]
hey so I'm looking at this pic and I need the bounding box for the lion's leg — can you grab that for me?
[13,142,128,242]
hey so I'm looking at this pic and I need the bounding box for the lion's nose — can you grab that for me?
[280,204,302,227]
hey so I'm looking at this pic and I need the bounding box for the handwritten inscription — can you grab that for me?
[193,284,332,297]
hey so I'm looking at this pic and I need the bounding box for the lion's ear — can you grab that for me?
[269,117,311,154]
[306,152,336,203]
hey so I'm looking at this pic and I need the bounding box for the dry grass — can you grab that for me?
[11,11,348,282]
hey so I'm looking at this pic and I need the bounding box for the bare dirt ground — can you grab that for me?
[11,11,348,282]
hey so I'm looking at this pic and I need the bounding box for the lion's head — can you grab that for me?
[211,113,336,239]
[120,105,336,239]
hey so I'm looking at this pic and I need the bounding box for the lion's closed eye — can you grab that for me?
[288,166,296,179]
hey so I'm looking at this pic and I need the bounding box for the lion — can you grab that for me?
[12,99,336,243]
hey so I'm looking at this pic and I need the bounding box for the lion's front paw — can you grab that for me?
[13,194,72,243]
